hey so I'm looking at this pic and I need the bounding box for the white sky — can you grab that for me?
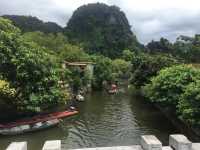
[1,0,200,44]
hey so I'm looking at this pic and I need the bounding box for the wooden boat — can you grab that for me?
[0,110,78,135]
[0,119,60,135]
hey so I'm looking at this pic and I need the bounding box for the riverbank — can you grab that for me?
[155,104,200,142]
[130,86,200,142]
[129,85,200,141]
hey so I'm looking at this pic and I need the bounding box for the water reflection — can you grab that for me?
[0,88,179,150]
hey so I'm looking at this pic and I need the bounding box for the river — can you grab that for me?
[0,87,180,150]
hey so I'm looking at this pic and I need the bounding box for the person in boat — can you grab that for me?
[74,89,85,102]
[67,94,78,111]
[69,106,76,111]
[76,94,84,101]
[108,83,118,94]
[111,84,117,90]
[79,88,84,95]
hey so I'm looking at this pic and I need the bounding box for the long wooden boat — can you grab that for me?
[0,110,78,135]
[0,119,60,135]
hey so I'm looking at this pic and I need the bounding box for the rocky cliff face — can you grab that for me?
[65,3,140,58]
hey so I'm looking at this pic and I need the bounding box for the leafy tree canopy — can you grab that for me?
[144,65,200,106]
[0,17,69,115]
[112,59,131,79]
[22,31,68,53]
[178,80,200,126]
[173,35,200,63]
[130,53,178,87]
[147,38,173,53]
[122,49,136,62]
[146,35,200,63]
[91,55,113,89]
[59,43,91,62]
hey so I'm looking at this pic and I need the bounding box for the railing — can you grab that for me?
[5,134,200,150]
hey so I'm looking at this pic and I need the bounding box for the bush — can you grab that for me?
[0,80,16,101]
[22,31,68,53]
[122,49,136,62]
[130,53,178,87]
[112,59,131,79]
[0,17,70,114]
[178,80,200,126]
[92,55,114,89]
[144,65,200,106]
[59,43,90,62]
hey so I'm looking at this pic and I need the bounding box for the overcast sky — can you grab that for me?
[1,0,200,44]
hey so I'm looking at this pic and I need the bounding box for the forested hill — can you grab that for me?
[1,3,142,58]
[2,15,63,33]
[65,3,141,58]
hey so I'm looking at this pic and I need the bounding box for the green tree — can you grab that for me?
[147,37,173,53]
[172,35,200,63]
[22,31,68,53]
[122,49,136,61]
[59,43,90,62]
[112,59,131,79]
[178,80,200,126]
[0,17,69,114]
[0,80,16,108]
[130,53,178,87]
[144,65,200,106]
[92,55,113,89]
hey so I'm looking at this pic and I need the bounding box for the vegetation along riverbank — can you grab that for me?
[1,2,200,137]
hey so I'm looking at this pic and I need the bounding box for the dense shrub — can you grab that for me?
[112,59,131,79]
[59,43,90,62]
[22,31,68,53]
[0,80,18,117]
[144,65,200,106]
[130,53,178,87]
[178,80,200,126]
[92,55,114,89]
[122,49,136,62]
[0,17,69,114]
[0,80,16,104]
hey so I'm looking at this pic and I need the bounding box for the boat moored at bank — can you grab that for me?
[0,110,78,135]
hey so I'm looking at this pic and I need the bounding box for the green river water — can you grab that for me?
[0,87,181,150]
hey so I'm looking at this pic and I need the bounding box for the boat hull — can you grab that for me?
[0,119,59,135]
[0,110,78,135]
